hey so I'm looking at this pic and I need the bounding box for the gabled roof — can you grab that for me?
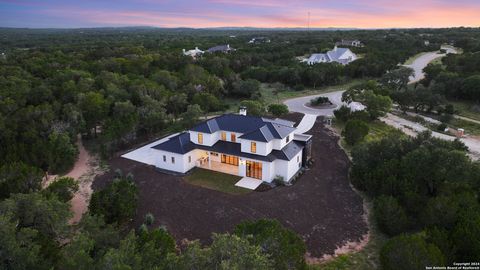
[152,137,303,162]
[191,114,296,142]
[207,45,232,53]
[327,47,351,61]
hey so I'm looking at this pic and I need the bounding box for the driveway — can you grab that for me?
[404,46,457,84]
[285,91,345,117]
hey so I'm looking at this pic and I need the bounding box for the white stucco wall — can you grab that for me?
[272,150,303,182]
[153,149,198,173]
[240,139,270,156]
[189,131,219,146]
[271,132,294,150]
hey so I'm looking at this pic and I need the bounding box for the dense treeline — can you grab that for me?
[0,168,307,269]
[350,132,480,268]
[0,27,447,172]
[422,51,480,102]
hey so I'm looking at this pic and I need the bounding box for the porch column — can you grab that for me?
[208,152,211,169]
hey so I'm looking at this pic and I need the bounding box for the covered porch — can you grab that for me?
[196,152,240,176]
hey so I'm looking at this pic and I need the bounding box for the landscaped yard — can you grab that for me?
[184,168,249,195]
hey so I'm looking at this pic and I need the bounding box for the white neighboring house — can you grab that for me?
[335,39,363,47]
[149,107,312,183]
[248,37,271,44]
[183,47,204,58]
[306,46,358,65]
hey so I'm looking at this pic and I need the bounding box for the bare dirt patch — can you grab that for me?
[93,113,367,258]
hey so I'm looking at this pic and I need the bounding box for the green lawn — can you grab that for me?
[183,168,250,195]
[224,80,368,110]
[449,100,480,121]
[332,120,404,155]
[449,118,480,136]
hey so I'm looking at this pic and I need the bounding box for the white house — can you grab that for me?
[182,47,204,58]
[248,37,271,44]
[307,46,357,65]
[150,108,312,183]
[335,39,363,47]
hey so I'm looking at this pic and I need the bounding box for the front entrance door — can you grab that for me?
[246,160,262,180]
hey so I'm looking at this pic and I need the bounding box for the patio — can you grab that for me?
[198,159,239,176]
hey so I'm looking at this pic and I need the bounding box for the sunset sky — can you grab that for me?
[1,0,480,29]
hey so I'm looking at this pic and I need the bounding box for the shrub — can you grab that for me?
[333,105,352,122]
[342,119,369,145]
[268,104,289,117]
[43,177,79,203]
[380,234,445,270]
[145,213,155,226]
[374,196,408,236]
[437,123,447,131]
[89,177,138,224]
[310,96,331,106]
[234,219,306,270]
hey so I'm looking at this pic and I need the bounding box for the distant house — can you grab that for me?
[306,46,358,65]
[335,39,363,47]
[248,37,271,44]
[207,44,235,53]
[183,47,204,58]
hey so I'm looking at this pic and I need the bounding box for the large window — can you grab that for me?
[221,131,226,141]
[246,160,262,179]
[221,154,239,166]
[198,133,203,144]
[251,142,256,153]
[231,133,236,142]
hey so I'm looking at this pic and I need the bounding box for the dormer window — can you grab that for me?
[251,142,256,153]
[231,133,236,142]
[221,132,226,141]
[198,133,203,144]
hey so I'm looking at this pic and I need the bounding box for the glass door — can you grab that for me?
[246,160,262,180]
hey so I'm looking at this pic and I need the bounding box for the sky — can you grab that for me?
[1,0,480,29]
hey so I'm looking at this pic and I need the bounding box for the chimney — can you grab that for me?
[182,49,186,54]
[334,45,337,51]
[195,47,199,50]
[239,106,247,116]
[227,44,230,49]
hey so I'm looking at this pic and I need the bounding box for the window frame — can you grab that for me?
[198,133,203,144]
[221,131,226,141]
[251,142,256,153]
[171,157,175,163]
[231,133,236,142]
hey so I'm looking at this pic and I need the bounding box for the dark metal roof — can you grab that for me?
[191,114,296,142]
[152,132,195,154]
[207,45,232,52]
[152,133,303,162]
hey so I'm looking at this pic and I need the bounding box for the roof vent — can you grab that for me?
[239,106,247,116]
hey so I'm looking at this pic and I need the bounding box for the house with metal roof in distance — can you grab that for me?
[141,107,312,184]
[306,46,358,65]
[335,39,363,47]
[207,44,235,53]
[182,47,204,58]
[248,37,271,44]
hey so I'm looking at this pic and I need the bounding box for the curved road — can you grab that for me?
[404,46,457,83]
[284,46,479,159]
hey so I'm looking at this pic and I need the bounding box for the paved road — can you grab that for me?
[284,91,345,117]
[404,46,457,84]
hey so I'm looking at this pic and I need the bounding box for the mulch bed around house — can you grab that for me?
[92,112,367,258]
